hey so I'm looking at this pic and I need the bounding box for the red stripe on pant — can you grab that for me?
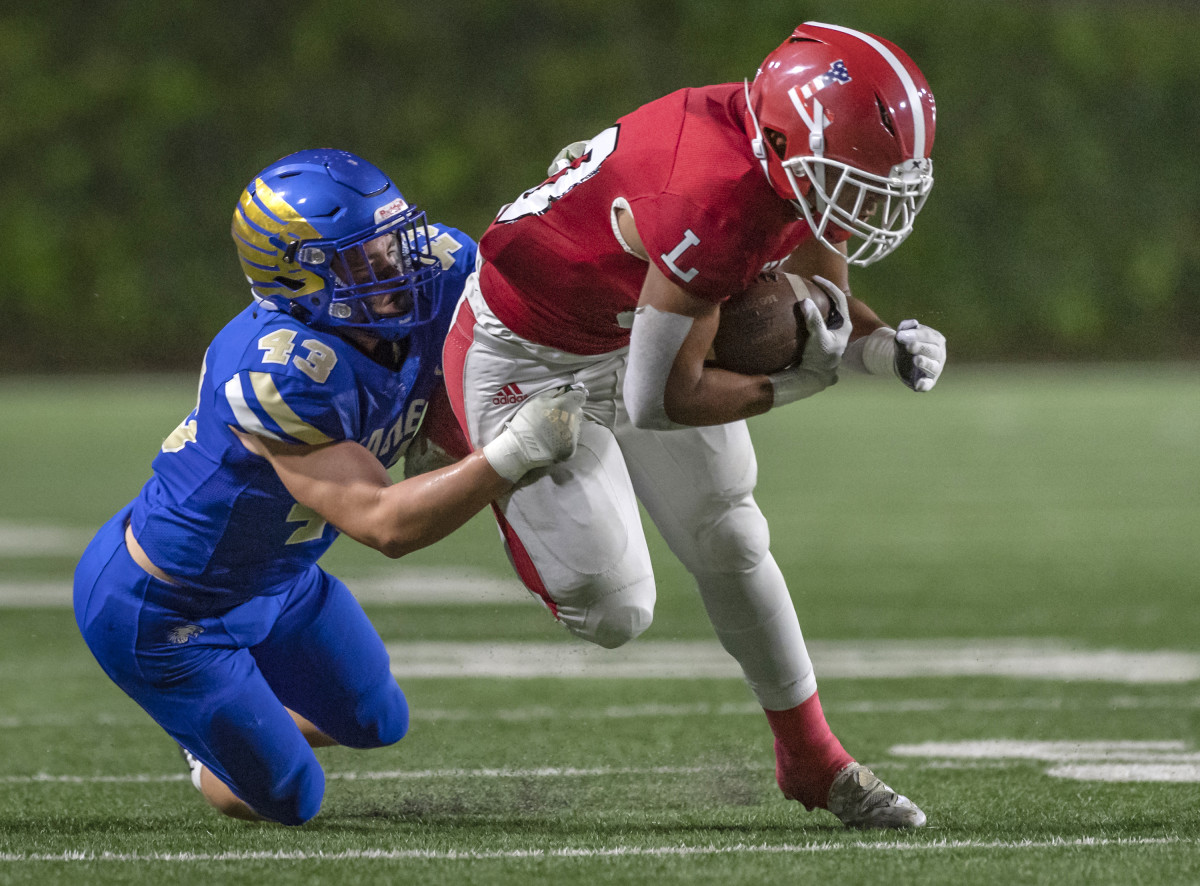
[440,297,476,437]
[440,297,560,620]
[490,503,559,620]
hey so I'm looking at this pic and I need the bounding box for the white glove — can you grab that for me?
[798,276,851,375]
[548,140,591,176]
[767,277,851,407]
[482,384,587,482]
[894,319,947,392]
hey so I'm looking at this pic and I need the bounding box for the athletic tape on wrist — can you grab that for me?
[481,429,527,483]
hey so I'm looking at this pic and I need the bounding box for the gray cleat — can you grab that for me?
[826,763,926,829]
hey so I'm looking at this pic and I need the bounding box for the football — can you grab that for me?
[709,272,840,375]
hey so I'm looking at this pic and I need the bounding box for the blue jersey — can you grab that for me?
[128,224,476,605]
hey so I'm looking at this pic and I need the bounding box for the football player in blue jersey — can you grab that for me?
[73,149,585,825]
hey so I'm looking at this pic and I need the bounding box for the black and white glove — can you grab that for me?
[767,276,851,407]
[843,319,947,392]
[893,319,947,392]
[482,384,587,482]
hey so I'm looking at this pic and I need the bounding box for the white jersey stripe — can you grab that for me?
[806,21,928,158]
[223,374,285,441]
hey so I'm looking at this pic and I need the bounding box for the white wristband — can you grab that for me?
[481,429,528,484]
[841,326,897,376]
[480,384,587,483]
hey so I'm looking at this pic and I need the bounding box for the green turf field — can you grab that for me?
[1,366,1198,885]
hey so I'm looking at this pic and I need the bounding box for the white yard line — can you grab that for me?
[352,571,536,604]
[891,739,1194,762]
[0,583,77,607]
[891,739,1200,783]
[0,524,92,558]
[8,694,1200,731]
[385,639,1200,683]
[0,836,1191,863]
[0,764,751,785]
[13,744,1200,786]
[0,570,536,607]
[1049,764,1200,782]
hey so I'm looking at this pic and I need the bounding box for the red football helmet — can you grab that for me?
[745,22,936,266]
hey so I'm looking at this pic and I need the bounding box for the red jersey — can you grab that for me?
[479,83,813,354]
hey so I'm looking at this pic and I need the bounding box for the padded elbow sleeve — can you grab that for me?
[624,305,692,430]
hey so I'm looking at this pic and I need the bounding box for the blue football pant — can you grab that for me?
[74,508,408,825]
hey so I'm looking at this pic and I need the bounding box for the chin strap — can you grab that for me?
[744,80,770,173]
[745,80,810,219]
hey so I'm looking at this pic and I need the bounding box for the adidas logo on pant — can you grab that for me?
[492,383,528,406]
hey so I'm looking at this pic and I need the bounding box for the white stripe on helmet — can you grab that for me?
[804,21,928,159]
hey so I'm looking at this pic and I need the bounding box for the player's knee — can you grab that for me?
[584,601,654,649]
[558,579,655,649]
[692,496,771,574]
[337,681,410,749]
[252,759,325,826]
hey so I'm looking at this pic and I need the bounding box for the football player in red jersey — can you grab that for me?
[442,22,947,828]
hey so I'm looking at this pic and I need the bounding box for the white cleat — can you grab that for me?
[826,763,926,829]
[178,744,205,791]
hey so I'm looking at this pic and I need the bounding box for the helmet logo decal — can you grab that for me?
[799,60,852,101]
[786,61,851,157]
[787,86,829,156]
[374,197,409,225]
[806,21,929,158]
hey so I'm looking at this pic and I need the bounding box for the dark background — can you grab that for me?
[3,0,1197,372]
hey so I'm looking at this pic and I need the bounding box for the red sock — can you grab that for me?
[764,691,854,810]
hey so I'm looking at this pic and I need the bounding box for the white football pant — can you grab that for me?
[445,278,817,710]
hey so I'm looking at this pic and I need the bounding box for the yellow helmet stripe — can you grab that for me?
[232,179,327,297]
[252,179,322,240]
[247,372,334,445]
[232,196,281,254]
[232,207,278,256]
[232,179,322,258]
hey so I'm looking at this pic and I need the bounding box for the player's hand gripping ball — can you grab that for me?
[710,272,844,375]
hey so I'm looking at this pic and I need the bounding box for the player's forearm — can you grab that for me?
[360,452,511,558]
[627,301,774,428]
[250,435,509,559]
[662,365,776,425]
[317,385,585,554]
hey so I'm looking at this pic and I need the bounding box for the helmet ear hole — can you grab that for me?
[274,275,304,292]
[876,95,897,138]
[763,128,788,160]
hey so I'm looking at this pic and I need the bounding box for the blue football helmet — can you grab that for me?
[231,149,445,341]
